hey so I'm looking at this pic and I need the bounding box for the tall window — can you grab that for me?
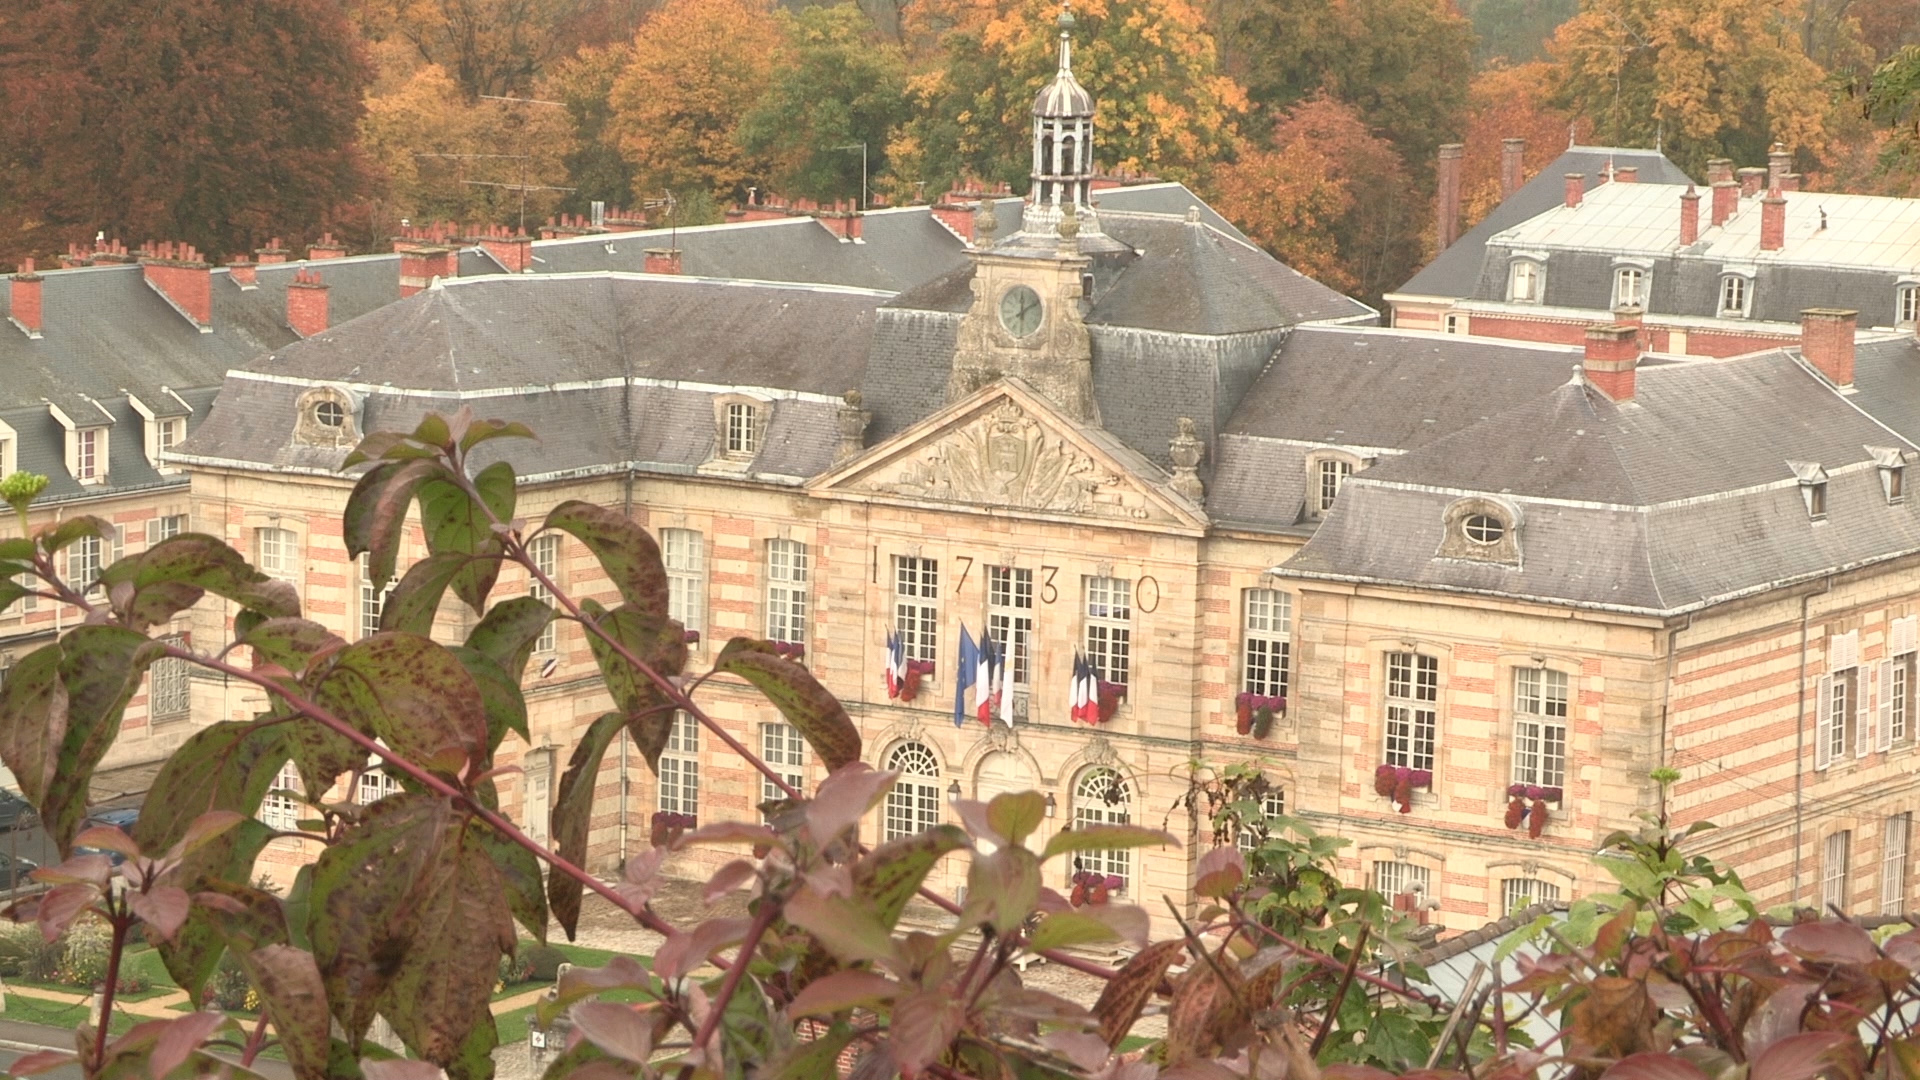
[1242,589,1291,697]
[1385,652,1439,772]
[884,742,941,840]
[766,539,809,645]
[761,722,805,807]
[662,529,705,638]
[1502,878,1562,916]
[0,655,12,694]
[1512,668,1568,788]
[1374,861,1430,899]
[146,514,187,545]
[158,417,183,455]
[893,557,939,665]
[1613,267,1646,308]
[1073,768,1133,892]
[1084,576,1132,688]
[1884,813,1911,915]
[357,767,402,805]
[1316,459,1352,514]
[11,572,34,615]
[75,428,103,481]
[1718,275,1749,317]
[358,554,395,640]
[149,634,190,720]
[257,527,298,583]
[987,566,1034,688]
[1819,667,1856,768]
[68,535,103,592]
[1508,261,1541,303]
[260,762,303,831]
[1901,285,1920,327]
[528,534,560,653]
[1824,830,1851,913]
[1236,789,1288,852]
[1887,617,1917,748]
[725,403,758,456]
[658,712,699,818]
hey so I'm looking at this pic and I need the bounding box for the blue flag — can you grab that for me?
[953,624,979,728]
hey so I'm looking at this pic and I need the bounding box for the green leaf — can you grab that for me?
[473,819,547,943]
[244,944,333,1080]
[309,633,489,779]
[1041,824,1179,862]
[100,534,300,628]
[852,824,969,930]
[157,820,275,998]
[0,576,31,618]
[1029,911,1121,952]
[966,846,1041,934]
[343,459,444,589]
[378,552,468,636]
[758,1023,856,1080]
[547,712,625,940]
[459,418,537,453]
[417,461,515,613]
[0,644,67,812]
[464,597,553,684]
[582,602,687,771]
[543,501,668,614]
[987,791,1046,848]
[449,645,529,752]
[240,619,346,677]
[714,638,859,771]
[133,721,292,854]
[45,625,146,853]
[40,514,111,556]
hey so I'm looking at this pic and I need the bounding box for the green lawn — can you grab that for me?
[0,991,140,1037]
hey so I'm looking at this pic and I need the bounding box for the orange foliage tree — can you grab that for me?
[607,0,788,203]
[1457,62,1585,233]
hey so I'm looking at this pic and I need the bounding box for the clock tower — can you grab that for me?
[947,8,1112,424]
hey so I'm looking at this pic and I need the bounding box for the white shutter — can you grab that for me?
[146,519,159,546]
[1881,660,1896,752]
[1816,674,1834,770]
[110,525,124,565]
[1834,631,1860,670]
[1860,665,1876,758]
[1897,616,1920,657]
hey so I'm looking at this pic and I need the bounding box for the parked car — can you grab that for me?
[0,851,38,889]
[0,789,37,832]
[75,805,140,865]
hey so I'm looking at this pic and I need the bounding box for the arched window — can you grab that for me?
[884,742,941,840]
[1072,768,1133,892]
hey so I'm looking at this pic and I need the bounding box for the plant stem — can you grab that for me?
[95,898,128,1065]
[684,897,780,1063]
[1309,922,1368,1056]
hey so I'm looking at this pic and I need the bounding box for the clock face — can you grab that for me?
[998,285,1043,338]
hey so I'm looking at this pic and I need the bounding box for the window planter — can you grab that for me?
[683,629,701,645]
[1373,764,1433,814]
[1235,692,1287,738]
[769,641,805,661]
[649,810,696,846]
[1096,680,1126,724]
[1503,783,1562,838]
[897,659,934,703]
[1069,870,1126,906]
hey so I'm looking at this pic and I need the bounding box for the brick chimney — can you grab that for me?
[1761,188,1787,251]
[397,245,457,297]
[817,202,864,242]
[227,256,258,289]
[1679,185,1701,245]
[286,268,330,338]
[308,233,347,260]
[140,242,212,329]
[255,238,290,264]
[1711,181,1739,227]
[476,227,533,273]
[10,260,43,339]
[1500,137,1526,199]
[1781,173,1802,192]
[1801,308,1857,387]
[1564,173,1585,209]
[1738,167,1766,198]
[1584,323,1640,402]
[1615,166,1638,183]
[1768,143,1792,190]
[1707,158,1734,186]
[1436,143,1464,250]
[643,248,683,274]
[89,239,136,265]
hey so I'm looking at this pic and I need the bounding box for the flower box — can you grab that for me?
[1069,870,1126,906]
[897,659,934,703]
[1503,783,1563,838]
[1373,764,1433,814]
[1095,680,1126,724]
[1234,692,1286,738]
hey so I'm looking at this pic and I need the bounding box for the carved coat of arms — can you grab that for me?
[887,402,1115,513]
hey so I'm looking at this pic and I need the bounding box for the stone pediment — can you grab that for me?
[809,379,1207,532]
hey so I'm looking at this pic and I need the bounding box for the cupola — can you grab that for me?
[1024,7,1101,238]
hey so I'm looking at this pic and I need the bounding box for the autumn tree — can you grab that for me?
[1549,0,1836,174]
[540,45,638,215]
[738,5,910,204]
[1458,62,1584,231]
[1210,95,1421,303]
[1222,0,1475,172]
[352,0,657,99]
[0,0,373,264]
[892,0,1247,196]
[607,0,788,203]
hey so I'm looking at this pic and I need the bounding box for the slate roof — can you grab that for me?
[1397,146,1692,300]
[1280,351,1920,614]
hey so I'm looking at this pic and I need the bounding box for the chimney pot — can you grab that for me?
[1583,323,1640,401]
[227,256,258,289]
[1761,189,1787,251]
[1707,158,1734,185]
[1436,143,1465,250]
[1781,173,1802,192]
[643,248,682,275]
[1768,143,1792,190]
[140,243,212,328]
[478,232,534,273]
[308,233,347,260]
[1801,308,1857,387]
[1679,185,1701,245]
[1614,166,1638,183]
[1711,181,1739,227]
[1738,167,1766,198]
[256,237,289,264]
[286,268,330,338]
[1564,173,1585,209]
[1500,137,1526,199]
[397,245,458,296]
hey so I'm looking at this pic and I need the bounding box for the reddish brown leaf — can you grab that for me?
[149,1009,230,1080]
[789,970,902,1017]
[1780,920,1878,966]
[1193,845,1246,899]
[571,1002,654,1064]
[1092,939,1184,1049]
[1598,1054,1711,1080]
[715,638,860,771]
[543,501,669,615]
[1751,1032,1854,1080]
[890,988,966,1079]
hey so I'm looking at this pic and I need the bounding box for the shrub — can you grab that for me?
[201,952,253,1011]
[521,943,570,982]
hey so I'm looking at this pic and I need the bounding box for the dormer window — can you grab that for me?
[128,389,193,471]
[315,401,344,429]
[725,402,758,456]
[1613,267,1647,308]
[1463,514,1506,544]
[292,385,360,448]
[1508,260,1542,304]
[1870,447,1909,504]
[1718,273,1752,318]
[1790,461,1829,520]
[1307,453,1358,518]
[1900,284,1919,328]
[1439,497,1521,564]
[75,427,104,482]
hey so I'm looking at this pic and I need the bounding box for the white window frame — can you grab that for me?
[1385,651,1439,772]
[358,553,396,640]
[1502,877,1561,916]
[1073,768,1133,892]
[760,722,805,807]
[1507,260,1542,304]
[1816,630,1869,768]
[662,528,706,639]
[1236,790,1287,852]
[260,762,303,831]
[1823,830,1850,913]
[67,534,103,593]
[1314,458,1353,516]
[1884,813,1910,915]
[883,742,941,840]
[1084,576,1132,688]
[1512,667,1568,789]
[1717,274,1751,318]
[893,556,939,666]
[1886,617,1918,749]
[766,539,809,645]
[146,514,187,546]
[149,633,191,720]
[73,427,105,483]
[528,534,560,653]
[1900,284,1920,328]
[1612,266,1647,308]
[987,565,1034,690]
[724,402,758,456]
[1374,860,1430,899]
[658,712,700,818]
[9,570,34,616]
[1242,588,1290,698]
[256,527,299,584]
[357,766,402,806]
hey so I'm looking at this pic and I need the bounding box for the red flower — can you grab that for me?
[1504,797,1526,830]
[1374,764,1398,798]
[1528,799,1550,839]
[1393,774,1413,813]
[1235,696,1254,734]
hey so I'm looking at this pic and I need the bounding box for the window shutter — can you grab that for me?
[1816,675,1833,770]
[145,519,159,547]
[111,525,124,565]
[1881,660,1896,752]
[1860,665,1876,758]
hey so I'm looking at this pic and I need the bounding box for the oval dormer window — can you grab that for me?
[315,400,345,428]
[1463,514,1505,544]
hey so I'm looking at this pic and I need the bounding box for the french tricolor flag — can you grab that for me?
[883,630,905,699]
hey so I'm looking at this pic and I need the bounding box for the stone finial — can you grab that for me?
[1169,415,1204,500]
[1057,200,1081,250]
[975,199,998,238]
[835,389,871,463]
